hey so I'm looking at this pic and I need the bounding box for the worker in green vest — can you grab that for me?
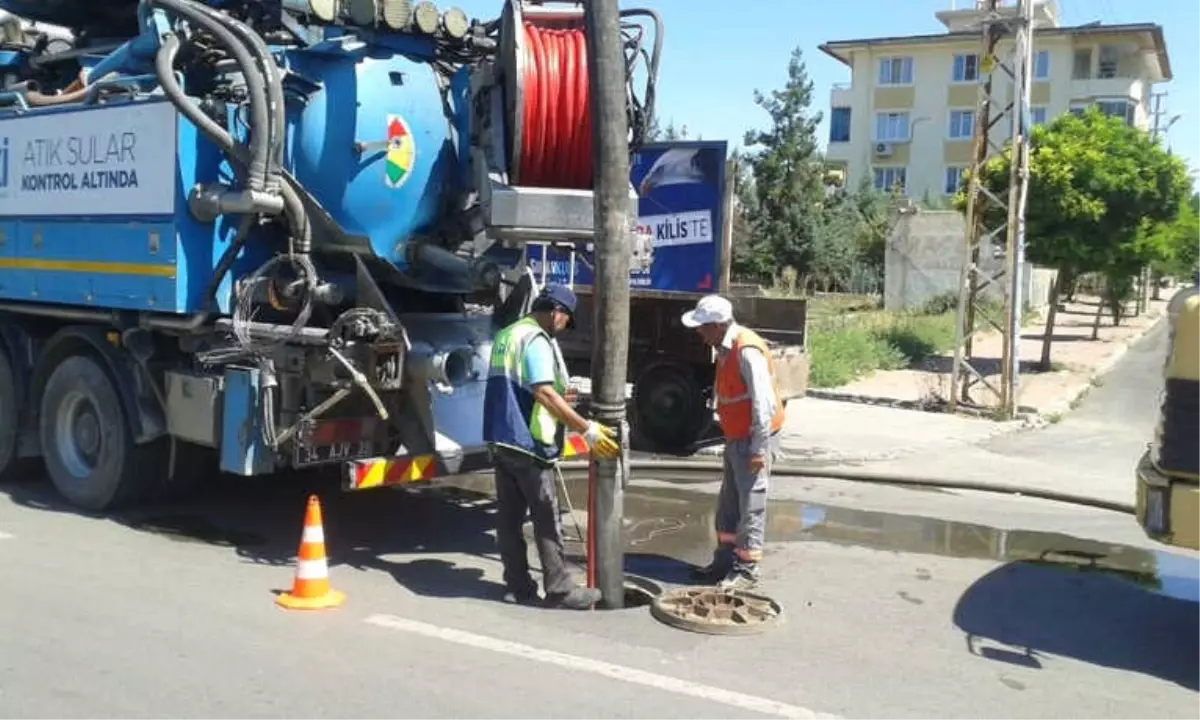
[483,284,620,610]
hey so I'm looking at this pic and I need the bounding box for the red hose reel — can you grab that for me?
[518,20,593,190]
[504,2,594,190]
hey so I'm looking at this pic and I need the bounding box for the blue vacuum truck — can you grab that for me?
[0,0,658,510]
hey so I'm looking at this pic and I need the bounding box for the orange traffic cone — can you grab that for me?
[275,495,345,611]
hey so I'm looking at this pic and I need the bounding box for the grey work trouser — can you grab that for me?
[715,434,779,568]
[492,447,575,598]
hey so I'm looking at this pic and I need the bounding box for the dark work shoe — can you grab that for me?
[544,586,601,610]
[690,546,735,584]
[689,561,733,585]
[504,589,542,606]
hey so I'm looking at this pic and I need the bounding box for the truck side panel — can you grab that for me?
[0,100,250,315]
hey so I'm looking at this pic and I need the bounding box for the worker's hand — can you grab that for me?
[749,453,766,474]
[583,421,620,460]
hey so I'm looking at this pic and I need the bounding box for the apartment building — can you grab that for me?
[819,0,1173,201]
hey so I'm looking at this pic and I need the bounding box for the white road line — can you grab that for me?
[0,531,13,540]
[364,613,833,720]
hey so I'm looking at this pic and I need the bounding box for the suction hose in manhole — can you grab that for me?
[649,586,784,635]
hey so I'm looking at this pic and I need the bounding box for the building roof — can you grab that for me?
[818,23,1172,81]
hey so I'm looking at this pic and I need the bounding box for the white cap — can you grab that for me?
[681,294,734,328]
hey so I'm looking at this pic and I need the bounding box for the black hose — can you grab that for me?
[144,214,255,332]
[196,4,285,193]
[556,459,1137,515]
[155,33,311,253]
[156,33,232,158]
[149,0,270,192]
[616,8,662,138]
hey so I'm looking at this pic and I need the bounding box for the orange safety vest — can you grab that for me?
[715,327,786,441]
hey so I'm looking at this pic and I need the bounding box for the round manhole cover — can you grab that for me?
[650,586,783,635]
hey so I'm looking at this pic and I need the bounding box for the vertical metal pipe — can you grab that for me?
[584,0,631,610]
[1003,0,1034,418]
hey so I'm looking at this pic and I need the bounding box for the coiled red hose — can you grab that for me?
[518,21,593,189]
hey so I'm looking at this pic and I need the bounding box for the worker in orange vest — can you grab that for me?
[681,295,786,589]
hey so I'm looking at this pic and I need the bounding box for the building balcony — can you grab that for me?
[825,141,853,161]
[831,82,853,108]
[1070,76,1145,102]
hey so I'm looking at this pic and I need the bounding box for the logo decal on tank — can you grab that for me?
[385,115,415,189]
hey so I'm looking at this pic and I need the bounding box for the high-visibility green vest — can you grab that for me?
[483,316,570,461]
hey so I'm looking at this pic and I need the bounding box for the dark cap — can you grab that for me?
[538,284,578,327]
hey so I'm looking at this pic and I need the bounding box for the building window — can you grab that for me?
[952,53,979,83]
[874,111,910,142]
[874,166,907,194]
[1096,98,1136,125]
[1072,48,1091,79]
[1030,106,1048,126]
[878,56,913,85]
[948,109,975,140]
[1068,104,1087,117]
[1034,50,1050,80]
[1097,45,1119,79]
[829,107,851,143]
[944,166,966,196]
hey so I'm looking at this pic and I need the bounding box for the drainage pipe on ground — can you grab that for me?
[557,459,1135,515]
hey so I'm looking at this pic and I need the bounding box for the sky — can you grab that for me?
[454,0,1199,175]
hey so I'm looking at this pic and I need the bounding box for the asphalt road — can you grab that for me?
[1,319,1196,719]
[983,317,1168,470]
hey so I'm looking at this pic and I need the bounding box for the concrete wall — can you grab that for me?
[884,209,1057,312]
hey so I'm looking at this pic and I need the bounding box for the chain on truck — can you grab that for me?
[0,0,658,511]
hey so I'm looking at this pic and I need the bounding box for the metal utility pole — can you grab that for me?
[584,0,632,609]
[1141,91,1170,313]
[719,158,736,292]
[948,0,1034,419]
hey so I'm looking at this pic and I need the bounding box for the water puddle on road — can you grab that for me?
[444,473,1200,603]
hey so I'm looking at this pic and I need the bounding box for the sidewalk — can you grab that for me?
[819,294,1168,416]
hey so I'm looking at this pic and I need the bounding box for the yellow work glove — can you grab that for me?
[583,421,620,460]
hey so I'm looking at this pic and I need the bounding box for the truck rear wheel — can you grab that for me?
[39,354,161,512]
[0,349,29,483]
[632,363,712,453]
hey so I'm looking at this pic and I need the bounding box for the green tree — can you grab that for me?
[739,46,825,284]
[1149,191,1200,289]
[728,150,773,280]
[963,108,1190,367]
[808,178,895,292]
[659,121,689,141]
[844,178,896,280]
[644,113,663,142]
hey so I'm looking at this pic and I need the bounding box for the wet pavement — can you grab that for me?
[442,471,1200,606]
[1,463,1197,718]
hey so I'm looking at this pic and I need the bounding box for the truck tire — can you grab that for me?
[0,349,30,483]
[39,354,161,512]
[633,363,711,453]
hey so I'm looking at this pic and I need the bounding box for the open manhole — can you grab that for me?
[650,586,783,635]
[619,574,662,608]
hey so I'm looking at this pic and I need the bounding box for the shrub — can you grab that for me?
[807,307,959,387]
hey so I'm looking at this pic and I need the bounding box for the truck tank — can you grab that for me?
[0,0,659,511]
